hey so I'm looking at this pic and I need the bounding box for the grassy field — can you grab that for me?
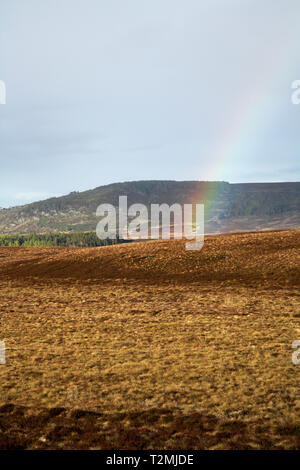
[0,230,299,449]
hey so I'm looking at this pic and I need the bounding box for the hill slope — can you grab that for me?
[0,180,299,234]
[0,230,299,286]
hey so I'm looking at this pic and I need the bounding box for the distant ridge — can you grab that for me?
[0,180,299,234]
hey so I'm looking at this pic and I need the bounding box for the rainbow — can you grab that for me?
[197,24,299,218]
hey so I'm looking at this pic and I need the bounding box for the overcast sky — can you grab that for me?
[0,0,299,207]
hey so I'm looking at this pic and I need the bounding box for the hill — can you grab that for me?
[0,180,299,234]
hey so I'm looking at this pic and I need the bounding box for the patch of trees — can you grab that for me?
[0,232,131,247]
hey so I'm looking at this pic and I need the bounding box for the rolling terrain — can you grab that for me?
[0,230,299,449]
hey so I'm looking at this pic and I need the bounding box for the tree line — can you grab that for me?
[0,232,131,247]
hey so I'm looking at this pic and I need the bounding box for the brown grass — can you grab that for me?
[0,230,299,449]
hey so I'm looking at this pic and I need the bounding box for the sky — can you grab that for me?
[0,0,299,208]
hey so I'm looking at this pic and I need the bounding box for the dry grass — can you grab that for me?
[0,230,299,449]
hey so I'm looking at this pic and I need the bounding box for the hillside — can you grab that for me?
[0,181,299,234]
[0,230,300,449]
[0,230,299,286]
